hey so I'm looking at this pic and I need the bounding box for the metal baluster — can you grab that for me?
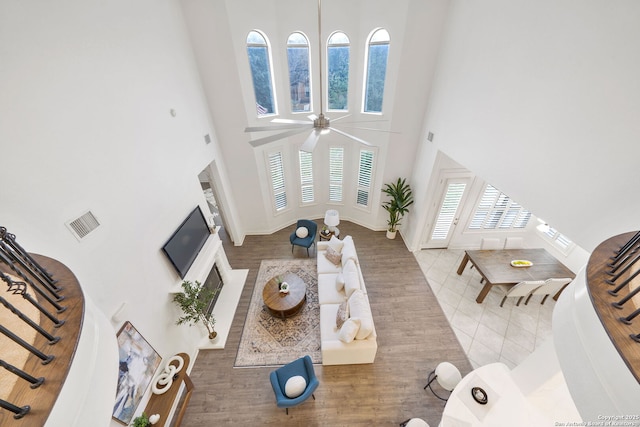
[0,227,59,288]
[0,324,54,364]
[0,249,67,314]
[0,269,65,328]
[612,231,640,258]
[611,284,640,309]
[608,268,640,295]
[0,276,60,344]
[0,399,30,419]
[620,307,640,325]
[0,359,44,388]
[607,243,640,273]
[0,241,63,301]
[605,253,640,284]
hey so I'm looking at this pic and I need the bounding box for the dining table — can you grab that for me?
[456,248,575,303]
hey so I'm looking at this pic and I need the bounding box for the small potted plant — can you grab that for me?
[131,413,150,427]
[173,280,218,340]
[381,177,414,239]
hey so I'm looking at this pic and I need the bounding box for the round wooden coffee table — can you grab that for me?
[262,272,307,319]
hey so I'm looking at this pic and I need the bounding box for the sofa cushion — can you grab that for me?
[335,273,345,291]
[341,236,358,264]
[295,227,309,238]
[318,274,347,305]
[285,375,307,398]
[324,246,342,265]
[348,289,374,340]
[343,259,361,297]
[338,317,360,343]
[336,301,349,329]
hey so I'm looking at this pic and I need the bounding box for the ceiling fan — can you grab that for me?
[244,0,389,153]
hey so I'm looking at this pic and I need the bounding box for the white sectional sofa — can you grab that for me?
[317,235,377,365]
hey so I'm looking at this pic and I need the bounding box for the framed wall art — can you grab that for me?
[112,321,162,425]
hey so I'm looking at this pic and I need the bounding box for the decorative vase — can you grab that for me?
[209,330,217,340]
[386,230,397,239]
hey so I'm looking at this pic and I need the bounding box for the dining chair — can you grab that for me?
[481,238,503,249]
[496,280,545,307]
[528,278,573,304]
[504,236,524,249]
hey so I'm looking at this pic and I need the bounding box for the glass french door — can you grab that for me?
[423,177,470,248]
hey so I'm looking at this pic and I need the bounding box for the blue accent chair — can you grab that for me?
[289,219,317,257]
[269,355,319,414]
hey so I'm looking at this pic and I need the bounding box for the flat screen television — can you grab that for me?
[162,206,210,279]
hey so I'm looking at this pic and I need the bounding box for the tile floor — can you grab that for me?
[414,248,556,370]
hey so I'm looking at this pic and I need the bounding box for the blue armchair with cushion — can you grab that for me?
[269,355,319,414]
[289,219,317,256]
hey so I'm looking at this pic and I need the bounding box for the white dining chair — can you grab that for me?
[528,278,573,304]
[496,280,545,307]
[504,237,524,249]
[481,238,503,249]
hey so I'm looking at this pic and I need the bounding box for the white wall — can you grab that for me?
[406,0,640,252]
[0,1,232,425]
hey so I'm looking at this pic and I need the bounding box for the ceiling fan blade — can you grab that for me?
[248,127,311,147]
[245,123,309,132]
[300,129,321,153]
[331,128,373,146]
[334,125,401,134]
[271,118,313,125]
[328,114,351,122]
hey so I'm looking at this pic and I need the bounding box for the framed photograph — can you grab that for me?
[112,321,162,425]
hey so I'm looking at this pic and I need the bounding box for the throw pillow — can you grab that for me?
[284,375,307,398]
[348,289,374,340]
[295,226,309,238]
[338,317,361,344]
[335,273,345,291]
[336,301,349,329]
[327,235,344,253]
[324,246,342,265]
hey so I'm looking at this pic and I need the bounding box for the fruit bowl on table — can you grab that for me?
[510,260,533,267]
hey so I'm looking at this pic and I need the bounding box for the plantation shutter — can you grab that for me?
[469,184,531,230]
[356,149,374,207]
[431,182,466,240]
[268,151,287,211]
[329,147,344,202]
[299,151,314,204]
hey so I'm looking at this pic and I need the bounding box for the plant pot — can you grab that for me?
[386,230,397,239]
[209,331,218,340]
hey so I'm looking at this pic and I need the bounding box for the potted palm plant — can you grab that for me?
[173,280,218,340]
[381,177,414,239]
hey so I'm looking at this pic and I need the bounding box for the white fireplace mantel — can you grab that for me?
[169,227,247,349]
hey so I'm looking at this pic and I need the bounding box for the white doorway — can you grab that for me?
[422,173,472,248]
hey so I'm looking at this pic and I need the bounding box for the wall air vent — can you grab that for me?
[66,210,100,241]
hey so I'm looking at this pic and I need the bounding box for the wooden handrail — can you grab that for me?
[0,254,84,425]
[587,231,640,383]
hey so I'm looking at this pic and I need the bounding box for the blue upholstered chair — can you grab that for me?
[269,355,319,414]
[289,219,317,257]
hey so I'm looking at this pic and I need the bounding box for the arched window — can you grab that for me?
[246,30,276,116]
[327,31,350,111]
[363,28,390,113]
[286,32,311,113]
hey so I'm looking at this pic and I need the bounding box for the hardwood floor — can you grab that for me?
[181,221,472,426]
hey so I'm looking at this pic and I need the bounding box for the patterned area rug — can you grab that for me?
[234,258,321,367]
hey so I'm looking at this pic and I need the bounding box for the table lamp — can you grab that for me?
[324,210,340,237]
